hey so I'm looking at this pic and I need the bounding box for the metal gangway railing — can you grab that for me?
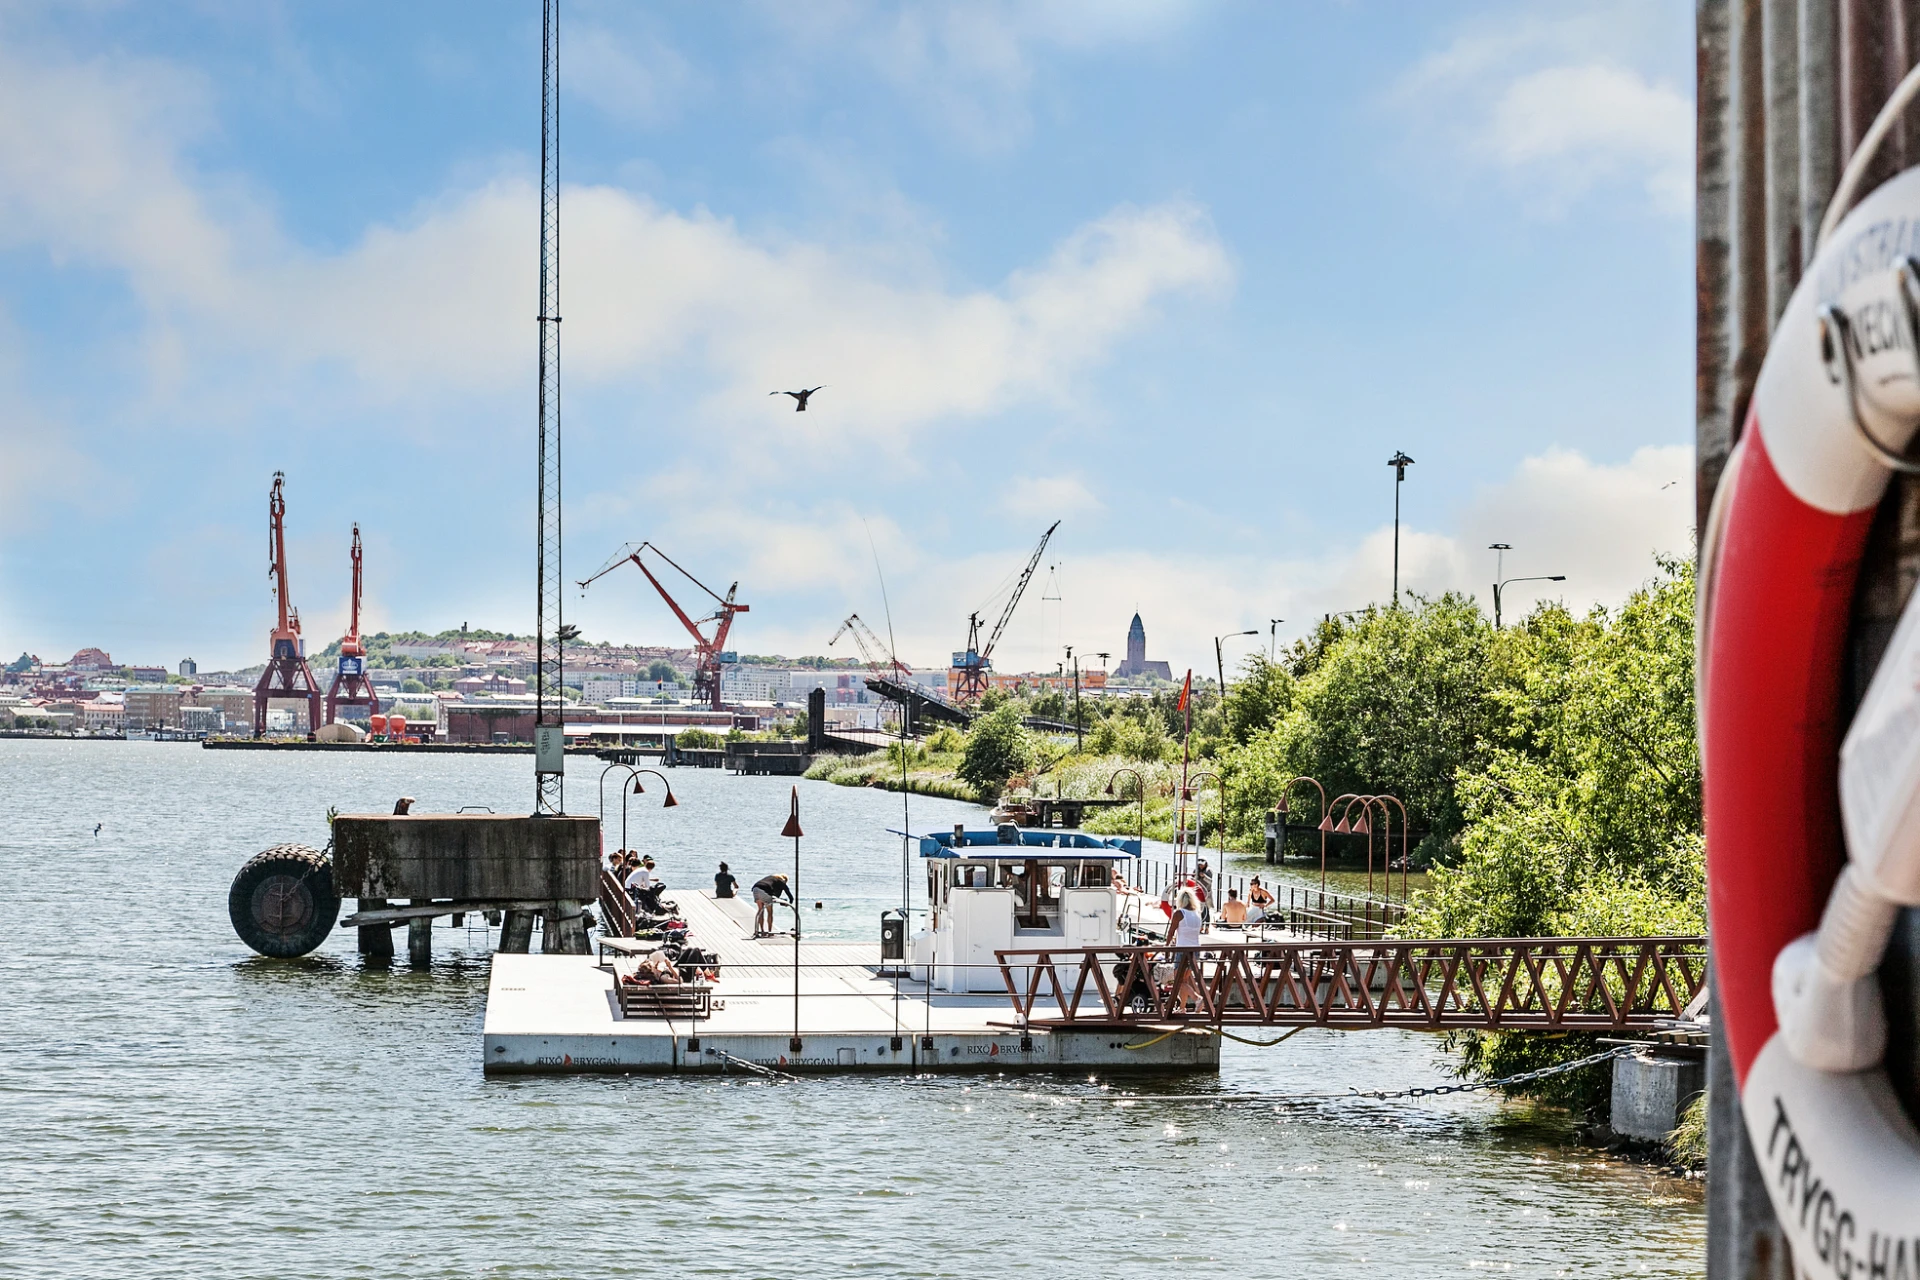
[994,936,1708,1032]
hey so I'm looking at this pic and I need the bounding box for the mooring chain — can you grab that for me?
[1341,1044,1633,1102]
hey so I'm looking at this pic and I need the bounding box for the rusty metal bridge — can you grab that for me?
[995,936,1708,1033]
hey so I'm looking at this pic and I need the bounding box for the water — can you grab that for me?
[0,741,1704,1277]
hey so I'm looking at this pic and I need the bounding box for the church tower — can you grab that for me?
[1126,613,1146,669]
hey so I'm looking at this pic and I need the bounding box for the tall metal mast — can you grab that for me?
[533,0,565,812]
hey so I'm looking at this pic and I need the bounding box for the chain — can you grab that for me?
[1094,1043,1636,1107]
[1340,1044,1632,1102]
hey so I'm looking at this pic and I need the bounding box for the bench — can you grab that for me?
[617,979,713,1021]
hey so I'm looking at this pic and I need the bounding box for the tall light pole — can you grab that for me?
[1268,618,1283,662]
[1064,644,1082,752]
[1488,543,1511,594]
[1387,451,1414,606]
[1493,575,1567,628]
[1214,630,1258,702]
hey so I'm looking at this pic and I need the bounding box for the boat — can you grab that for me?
[909,823,1142,992]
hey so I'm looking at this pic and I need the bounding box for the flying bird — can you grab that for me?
[771,386,825,412]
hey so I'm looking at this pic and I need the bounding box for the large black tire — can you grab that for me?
[228,843,340,958]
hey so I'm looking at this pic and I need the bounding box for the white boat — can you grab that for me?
[909,824,1142,993]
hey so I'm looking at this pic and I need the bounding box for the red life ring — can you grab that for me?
[1702,166,1920,1269]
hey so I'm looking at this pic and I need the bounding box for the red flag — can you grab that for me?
[1177,669,1191,713]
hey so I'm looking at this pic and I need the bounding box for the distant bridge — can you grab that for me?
[996,936,1707,1033]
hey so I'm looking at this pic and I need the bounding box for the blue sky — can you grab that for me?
[0,1,1695,676]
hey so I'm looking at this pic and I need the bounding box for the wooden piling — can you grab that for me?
[358,897,394,961]
[499,909,535,953]
[408,899,432,968]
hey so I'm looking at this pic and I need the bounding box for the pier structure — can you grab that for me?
[483,889,1218,1074]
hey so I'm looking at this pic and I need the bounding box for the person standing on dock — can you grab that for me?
[751,872,792,938]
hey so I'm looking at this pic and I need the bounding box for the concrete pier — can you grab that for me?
[1610,1049,1704,1141]
[483,890,1219,1075]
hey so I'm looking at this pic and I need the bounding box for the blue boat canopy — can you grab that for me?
[914,829,1140,859]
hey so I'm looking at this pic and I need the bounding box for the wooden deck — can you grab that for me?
[482,890,1219,1074]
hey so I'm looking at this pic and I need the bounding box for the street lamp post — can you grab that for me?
[1269,618,1284,662]
[1493,575,1567,628]
[1274,775,1328,892]
[1388,451,1415,605]
[1065,645,1082,753]
[1186,769,1225,910]
[1214,629,1259,703]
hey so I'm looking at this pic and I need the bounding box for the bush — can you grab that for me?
[400,678,427,694]
[957,705,1033,792]
[926,725,964,754]
[676,728,722,749]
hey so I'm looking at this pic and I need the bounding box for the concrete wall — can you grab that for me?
[332,814,600,901]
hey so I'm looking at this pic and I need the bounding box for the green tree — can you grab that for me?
[677,728,722,749]
[401,678,427,694]
[1223,595,1510,861]
[957,704,1034,792]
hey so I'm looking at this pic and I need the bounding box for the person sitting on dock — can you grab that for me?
[1219,888,1248,928]
[1246,877,1273,924]
[752,872,793,938]
[714,861,738,899]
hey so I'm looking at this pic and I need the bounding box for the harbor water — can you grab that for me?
[0,740,1704,1277]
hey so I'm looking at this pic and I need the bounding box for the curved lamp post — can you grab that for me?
[1329,793,1383,899]
[1492,574,1567,629]
[1369,793,1410,905]
[1104,766,1148,885]
[598,762,678,857]
[1274,775,1328,891]
[1185,770,1225,897]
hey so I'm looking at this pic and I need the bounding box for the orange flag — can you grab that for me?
[1177,669,1192,713]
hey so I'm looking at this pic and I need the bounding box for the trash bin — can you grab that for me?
[880,908,906,961]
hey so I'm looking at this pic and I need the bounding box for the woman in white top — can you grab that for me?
[1164,890,1206,1013]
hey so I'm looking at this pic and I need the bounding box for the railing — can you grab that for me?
[597,869,637,938]
[994,937,1708,1031]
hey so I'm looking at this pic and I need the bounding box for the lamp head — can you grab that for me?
[1317,814,1335,833]
[1104,779,1115,796]
[662,790,678,809]
[1352,814,1371,835]
[632,777,644,794]
[1332,816,1351,835]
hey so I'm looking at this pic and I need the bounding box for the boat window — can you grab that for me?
[1080,862,1110,887]
[927,864,942,907]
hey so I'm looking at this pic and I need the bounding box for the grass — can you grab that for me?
[1667,1091,1707,1172]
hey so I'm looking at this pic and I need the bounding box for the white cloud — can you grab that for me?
[1394,6,1691,217]
[567,22,703,127]
[754,0,1201,151]
[0,41,1229,453]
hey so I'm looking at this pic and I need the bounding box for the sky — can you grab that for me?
[0,0,1696,678]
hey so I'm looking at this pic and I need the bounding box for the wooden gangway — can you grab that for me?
[995,936,1708,1032]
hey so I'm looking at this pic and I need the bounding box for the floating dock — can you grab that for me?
[482,890,1219,1074]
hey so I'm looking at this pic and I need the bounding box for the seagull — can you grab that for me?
[93,823,102,838]
[771,386,825,412]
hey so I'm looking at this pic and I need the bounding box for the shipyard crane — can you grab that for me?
[325,523,380,726]
[951,520,1059,703]
[252,471,324,737]
[829,613,912,681]
[579,543,748,711]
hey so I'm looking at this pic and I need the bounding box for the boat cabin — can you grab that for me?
[909,825,1141,992]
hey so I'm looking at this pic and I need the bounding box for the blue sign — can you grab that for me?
[338,655,365,677]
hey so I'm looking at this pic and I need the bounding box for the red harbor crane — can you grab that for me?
[579,543,748,711]
[252,471,323,736]
[325,523,380,726]
[952,520,1059,703]
[829,613,912,681]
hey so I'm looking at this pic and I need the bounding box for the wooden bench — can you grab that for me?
[616,979,713,1021]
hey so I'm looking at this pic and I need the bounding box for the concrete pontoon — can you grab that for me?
[483,883,1218,1075]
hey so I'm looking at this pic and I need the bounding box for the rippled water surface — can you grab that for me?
[0,741,1703,1277]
